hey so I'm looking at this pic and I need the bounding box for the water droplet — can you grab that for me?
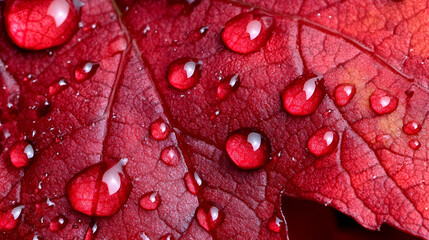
[196,203,223,231]
[150,119,170,140]
[10,141,34,168]
[221,12,274,54]
[267,215,283,233]
[160,146,180,166]
[84,222,98,240]
[66,158,132,216]
[139,191,161,210]
[32,234,44,240]
[48,78,68,96]
[225,129,271,170]
[49,214,68,232]
[74,61,99,82]
[307,127,339,157]
[0,205,24,231]
[409,139,421,150]
[370,89,398,115]
[4,0,79,50]
[159,234,175,240]
[403,121,422,135]
[217,74,240,100]
[282,74,325,116]
[184,171,202,195]
[167,57,201,90]
[334,83,356,106]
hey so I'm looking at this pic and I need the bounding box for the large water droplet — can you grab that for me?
[184,171,202,195]
[282,74,325,116]
[139,191,161,210]
[217,74,240,100]
[167,57,201,90]
[150,119,170,140]
[4,0,79,50]
[66,158,132,216]
[74,61,99,82]
[0,205,24,231]
[334,83,356,106]
[160,146,180,166]
[10,141,34,168]
[196,203,223,231]
[403,121,422,135]
[48,78,69,96]
[307,127,339,157]
[369,89,398,115]
[409,139,421,150]
[221,12,274,54]
[225,129,270,170]
[267,215,283,233]
[49,214,68,232]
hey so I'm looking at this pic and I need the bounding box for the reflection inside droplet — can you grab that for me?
[246,20,261,40]
[47,0,70,27]
[247,132,261,151]
[184,61,196,78]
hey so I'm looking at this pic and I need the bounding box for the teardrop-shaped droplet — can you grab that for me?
[150,119,170,140]
[167,57,201,90]
[66,158,132,217]
[225,129,271,170]
[10,141,34,168]
[217,74,240,100]
[49,214,68,232]
[370,89,398,115]
[184,171,202,195]
[196,203,224,231]
[159,234,175,240]
[282,74,325,116]
[84,222,98,240]
[48,79,69,96]
[409,139,421,150]
[267,215,283,233]
[192,26,208,41]
[403,121,422,135]
[307,127,339,157]
[160,146,180,166]
[4,0,79,50]
[0,205,24,231]
[221,12,274,54]
[139,191,161,210]
[334,83,356,106]
[74,61,99,82]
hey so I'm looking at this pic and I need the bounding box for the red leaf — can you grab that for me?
[0,0,428,239]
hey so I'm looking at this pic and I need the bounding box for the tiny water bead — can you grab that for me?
[282,74,325,116]
[48,78,68,96]
[167,57,201,90]
[66,158,132,217]
[184,171,202,195]
[307,127,339,157]
[49,214,68,232]
[369,89,398,115]
[225,129,271,170]
[334,83,356,106]
[74,61,100,82]
[267,215,283,233]
[10,141,34,168]
[150,119,170,140]
[409,139,421,150]
[0,205,24,231]
[403,121,422,135]
[221,12,274,54]
[139,191,161,210]
[4,0,79,50]
[160,146,180,166]
[217,74,240,100]
[196,203,224,231]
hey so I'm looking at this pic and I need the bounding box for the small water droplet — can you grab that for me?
[160,146,180,166]
[334,83,356,106]
[409,139,421,150]
[48,78,69,96]
[74,61,99,82]
[370,89,398,115]
[282,74,325,116]
[167,57,201,90]
[150,119,170,140]
[307,127,339,157]
[217,74,240,100]
[184,171,202,195]
[49,214,68,232]
[403,121,422,135]
[139,191,161,210]
[268,215,283,233]
[10,141,34,168]
[0,205,24,231]
[225,129,270,170]
[221,12,274,54]
[196,203,223,231]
